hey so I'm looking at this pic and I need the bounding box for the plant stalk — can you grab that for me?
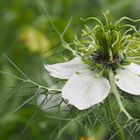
[108,70,132,120]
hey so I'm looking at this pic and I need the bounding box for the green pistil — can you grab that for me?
[73,11,140,72]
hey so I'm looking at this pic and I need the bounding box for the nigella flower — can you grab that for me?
[45,57,110,110]
[45,57,140,110]
[44,12,140,111]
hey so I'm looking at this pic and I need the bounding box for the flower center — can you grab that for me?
[73,12,140,72]
[90,51,125,71]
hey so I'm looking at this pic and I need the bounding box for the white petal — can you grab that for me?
[36,94,59,111]
[124,63,140,75]
[115,69,140,95]
[44,57,88,79]
[62,70,110,110]
[36,94,68,112]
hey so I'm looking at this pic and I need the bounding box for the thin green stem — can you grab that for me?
[109,70,132,120]
[26,79,62,92]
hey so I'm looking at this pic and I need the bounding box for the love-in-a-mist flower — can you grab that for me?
[44,12,140,111]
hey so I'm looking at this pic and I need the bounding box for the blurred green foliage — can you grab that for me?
[0,0,140,140]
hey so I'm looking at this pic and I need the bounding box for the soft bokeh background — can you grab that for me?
[0,0,140,140]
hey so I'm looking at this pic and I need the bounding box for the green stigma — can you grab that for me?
[73,11,140,72]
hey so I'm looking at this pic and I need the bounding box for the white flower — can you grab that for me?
[44,57,140,110]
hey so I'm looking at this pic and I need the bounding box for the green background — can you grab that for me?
[0,0,140,140]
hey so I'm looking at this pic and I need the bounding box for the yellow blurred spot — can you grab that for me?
[19,26,50,57]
